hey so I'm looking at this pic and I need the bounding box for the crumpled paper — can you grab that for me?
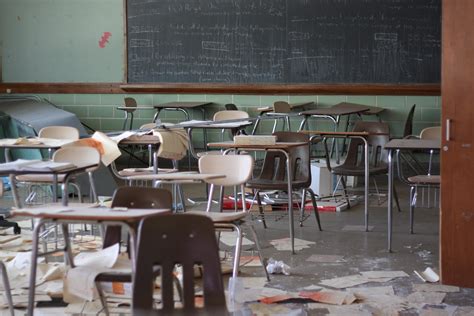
[266,258,290,275]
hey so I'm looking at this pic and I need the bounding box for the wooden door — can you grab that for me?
[441,0,474,287]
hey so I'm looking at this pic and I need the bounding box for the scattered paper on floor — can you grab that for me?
[342,225,374,232]
[306,254,345,263]
[415,267,440,283]
[413,284,460,293]
[270,237,315,251]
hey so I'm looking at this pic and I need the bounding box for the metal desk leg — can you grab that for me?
[28,219,47,315]
[298,115,308,131]
[152,109,161,123]
[122,111,129,131]
[283,150,295,254]
[387,149,394,252]
[363,138,369,231]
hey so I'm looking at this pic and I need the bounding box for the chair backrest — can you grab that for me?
[403,104,416,138]
[133,214,226,313]
[103,187,172,249]
[111,186,172,209]
[343,121,390,168]
[420,126,441,140]
[257,132,311,187]
[52,146,100,167]
[124,97,138,111]
[199,154,254,186]
[224,103,238,111]
[213,110,249,121]
[38,126,79,140]
[273,101,291,113]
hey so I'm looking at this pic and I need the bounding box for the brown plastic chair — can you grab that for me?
[323,121,401,212]
[132,214,227,314]
[96,186,173,314]
[224,103,238,111]
[403,104,416,138]
[103,186,172,248]
[246,131,322,230]
[122,97,138,130]
[397,126,441,233]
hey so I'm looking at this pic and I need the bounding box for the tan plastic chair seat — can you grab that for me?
[117,167,177,177]
[16,174,67,183]
[407,175,440,184]
[186,210,246,223]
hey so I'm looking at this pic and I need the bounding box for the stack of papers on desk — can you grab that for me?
[0,159,75,172]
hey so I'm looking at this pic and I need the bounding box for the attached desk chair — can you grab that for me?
[116,97,155,131]
[385,138,440,251]
[152,101,213,123]
[252,101,314,135]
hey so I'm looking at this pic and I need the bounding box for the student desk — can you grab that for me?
[207,141,308,254]
[0,138,74,160]
[152,101,213,123]
[117,134,162,173]
[385,139,441,252]
[252,101,314,134]
[0,159,97,209]
[298,102,374,160]
[11,205,170,315]
[115,106,154,130]
[301,131,372,231]
[182,120,253,159]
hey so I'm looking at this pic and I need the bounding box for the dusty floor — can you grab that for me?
[1,178,474,315]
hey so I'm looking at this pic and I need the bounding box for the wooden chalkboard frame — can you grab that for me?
[0,0,441,95]
[0,82,439,95]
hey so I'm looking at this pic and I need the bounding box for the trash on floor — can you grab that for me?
[270,237,315,251]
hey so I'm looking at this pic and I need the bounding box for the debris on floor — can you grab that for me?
[269,237,315,251]
[415,267,440,283]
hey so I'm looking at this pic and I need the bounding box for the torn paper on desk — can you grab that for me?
[65,131,121,166]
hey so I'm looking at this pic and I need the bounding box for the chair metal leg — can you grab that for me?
[95,280,110,316]
[255,190,267,228]
[231,224,243,279]
[299,189,306,227]
[308,188,322,231]
[0,262,14,316]
[340,176,351,209]
[410,186,416,234]
[88,172,98,203]
[393,185,402,213]
[246,223,270,281]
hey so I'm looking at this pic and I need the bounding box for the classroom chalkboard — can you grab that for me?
[127,0,441,85]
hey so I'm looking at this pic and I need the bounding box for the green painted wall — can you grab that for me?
[0,0,124,82]
[24,93,440,144]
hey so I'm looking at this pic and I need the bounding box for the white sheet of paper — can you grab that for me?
[270,237,315,251]
[74,243,119,269]
[413,284,460,293]
[360,271,409,279]
[92,131,121,166]
[220,231,254,247]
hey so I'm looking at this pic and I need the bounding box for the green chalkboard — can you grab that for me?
[0,0,125,83]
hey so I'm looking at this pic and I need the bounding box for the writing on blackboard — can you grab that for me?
[127,0,441,84]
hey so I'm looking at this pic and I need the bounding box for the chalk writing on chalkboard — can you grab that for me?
[127,0,441,84]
